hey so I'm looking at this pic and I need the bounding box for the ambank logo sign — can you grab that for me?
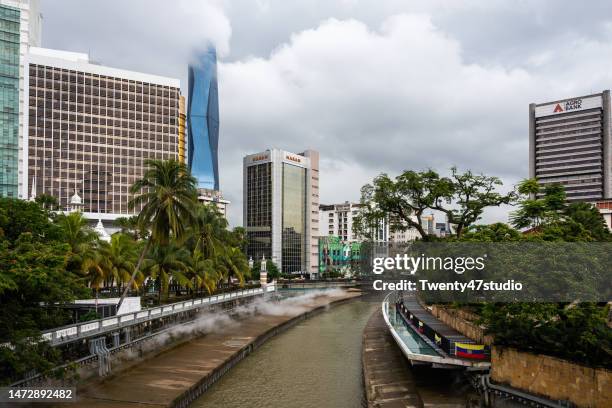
[553,99,582,113]
[535,95,602,118]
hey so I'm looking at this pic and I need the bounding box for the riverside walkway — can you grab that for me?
[382,293,490,369]
[64,290,361,407]
[363,308,423,408]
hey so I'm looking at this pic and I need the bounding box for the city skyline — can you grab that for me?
[38,0,612,227]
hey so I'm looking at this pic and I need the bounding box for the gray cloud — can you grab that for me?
[40,1,612,226]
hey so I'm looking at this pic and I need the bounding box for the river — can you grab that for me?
[192,294,476,408]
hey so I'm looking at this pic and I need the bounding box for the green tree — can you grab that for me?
[55,211,99,273]
[34,193,59,212]
[0,233,88,384]
[99,233,139,293]
[355,168,513,240]
[511,179,566,229]
[564,202,611,242]
[433,167,515,237]
[187,250,218,295]
[143,243,191,303]
[117,160,197,309]
[114,215,148,240]
[0,198,61,243]
[219,246,251,285]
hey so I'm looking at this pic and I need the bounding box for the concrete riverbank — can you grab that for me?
[68,290,361,407]
[362,308,423,408]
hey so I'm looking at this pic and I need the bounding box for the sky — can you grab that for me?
[40,0,612,227]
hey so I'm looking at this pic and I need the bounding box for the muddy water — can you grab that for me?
[193,296,476,408]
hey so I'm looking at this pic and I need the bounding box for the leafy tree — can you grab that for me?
[191,203,227,259]
[0,233,88,384]
[433,167,515,237]
[143,242,191,303]
[355,168,513,240]
[98,233,139,293]
[114,215,148,240]
[481,302,611,367]
[511,179,610,242]
[564,202,611,242]
[354,170,449,241]
[34,193,59,212]
[118,159,198,309]
[55,211,99,273]
[0,198,61,244]
[459,223,523,242]
[219,246,251,285]
[187,250,218,295]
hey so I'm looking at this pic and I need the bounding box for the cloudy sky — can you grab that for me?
[41,0,612,226]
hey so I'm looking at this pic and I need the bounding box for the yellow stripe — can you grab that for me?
[456,342,484,351]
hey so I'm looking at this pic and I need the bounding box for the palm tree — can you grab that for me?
[56,211,99,273]
[143,243,192,303]
[191,203,227,259]
[187,250,219,296]
[113,215,147,240]
[219,246,251,286]
[117,160,197,310]
[98,233,139,295]
[82,246,110,314]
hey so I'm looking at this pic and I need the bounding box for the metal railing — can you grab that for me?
[41,284,276,346]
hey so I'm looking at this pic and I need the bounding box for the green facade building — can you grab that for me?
[0,4,20,197]
[318,235,361,277]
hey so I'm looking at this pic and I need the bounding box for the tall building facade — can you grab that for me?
[243,149,319,276]
[197,187,230,218]
[187,47,219,191]
[529,91,612,201]
[319,201,363,242]
[0,0,41,198]
[25,47,181,222]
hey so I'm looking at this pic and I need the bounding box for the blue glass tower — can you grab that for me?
[187,47,220,190]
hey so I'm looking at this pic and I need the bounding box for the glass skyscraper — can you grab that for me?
[0,4,20,197]
[187,47,219,190]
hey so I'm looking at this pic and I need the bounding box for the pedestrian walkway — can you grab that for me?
[362,308,423,408]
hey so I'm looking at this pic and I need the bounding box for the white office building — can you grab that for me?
[243,148,319,276]
[25,47,182,226]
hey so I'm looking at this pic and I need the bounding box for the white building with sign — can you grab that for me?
[529,91,612,201]
[243,148,319,277]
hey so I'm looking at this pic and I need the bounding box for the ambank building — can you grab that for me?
[529,91,612,201]
[243,149,319,277]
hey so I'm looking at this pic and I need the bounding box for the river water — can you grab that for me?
[192,295,475,408]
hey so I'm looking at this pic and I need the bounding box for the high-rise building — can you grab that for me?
[0,0,41,198]
[25,47,181,224]
[178,95,186,164]
[243,148,319,276]
[529,91,612,201]
[197,187,230,218]
[319,201,364,242]
[187,47,219,191]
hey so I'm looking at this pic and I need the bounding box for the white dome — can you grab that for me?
[95,219,111,242]
[70,190,82,205]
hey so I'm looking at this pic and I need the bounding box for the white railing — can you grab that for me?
[41,284,275,345]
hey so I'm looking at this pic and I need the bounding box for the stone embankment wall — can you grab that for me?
[428,304,493,345]
[491,347,612,408]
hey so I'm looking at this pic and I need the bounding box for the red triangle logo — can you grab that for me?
[553,103,563,113]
